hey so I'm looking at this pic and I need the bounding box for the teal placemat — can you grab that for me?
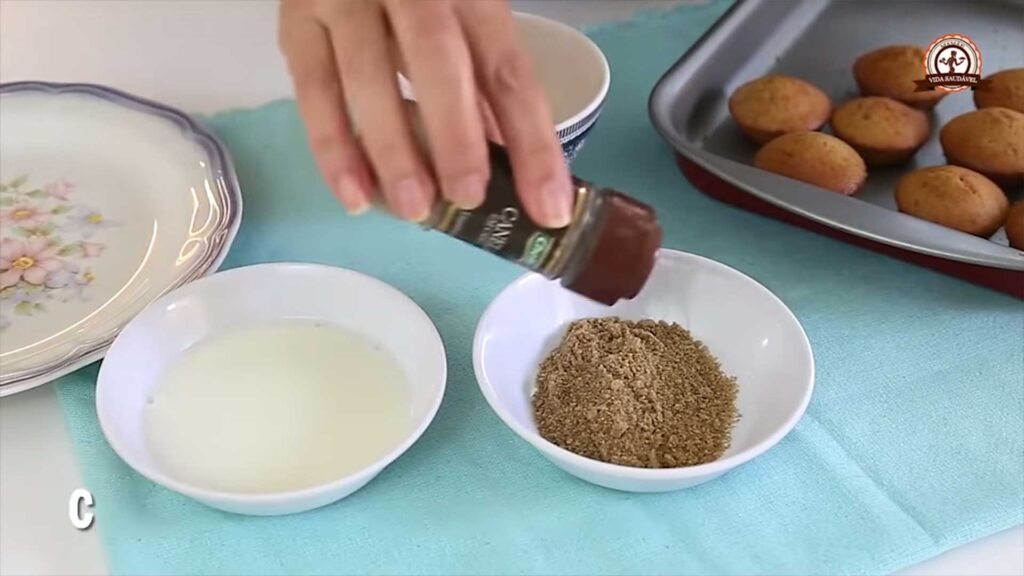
[56,2,1023,574]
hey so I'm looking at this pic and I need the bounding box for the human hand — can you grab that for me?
[278,0,574,228]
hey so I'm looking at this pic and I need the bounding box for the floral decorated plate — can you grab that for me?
[0,82,241,396]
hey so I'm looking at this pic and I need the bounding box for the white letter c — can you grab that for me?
[69,488,94,530]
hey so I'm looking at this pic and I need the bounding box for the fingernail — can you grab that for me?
[445,173,487,209]
[539,177,574,228]
[336,175,370,215]
[389,177,431,222]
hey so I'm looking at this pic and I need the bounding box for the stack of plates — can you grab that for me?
[0,82,241,396]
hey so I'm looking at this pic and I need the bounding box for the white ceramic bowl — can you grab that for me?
[474,249,814,492]
[513,12,610,162]
[398,12,610,163]
[96,263,446,515]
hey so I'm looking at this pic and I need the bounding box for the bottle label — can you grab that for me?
[435,188,567,275]
[432,144,576,275]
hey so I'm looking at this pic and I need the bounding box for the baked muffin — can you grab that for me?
[974,68,1024,113]
[728,75,832,144]
[853,45,946,110]
[895,166,1009,237]
[753,131,866,195]
[940,107,1024,188]
[1005,201,1024,250]
[831,97,930,166]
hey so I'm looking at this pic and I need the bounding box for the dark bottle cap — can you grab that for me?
[562,191,662,305]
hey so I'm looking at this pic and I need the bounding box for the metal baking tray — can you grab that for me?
[649,0,1024,297]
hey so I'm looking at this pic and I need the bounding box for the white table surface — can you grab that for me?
[0,2,1021,575]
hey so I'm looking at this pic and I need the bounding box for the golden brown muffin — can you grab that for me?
[831,97,930,166]
[753,131,867,195]
[1005,201,1024,250]
[728,75,832,144]
[895,166,1009,237]
[939,107,1024,188]
[853,45,946,110]
[975,68,1024,113]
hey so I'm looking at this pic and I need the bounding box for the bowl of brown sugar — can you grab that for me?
[473,249,814,492]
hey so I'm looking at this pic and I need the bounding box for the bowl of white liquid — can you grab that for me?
[96,263,446,515]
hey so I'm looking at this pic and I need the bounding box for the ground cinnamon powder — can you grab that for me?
[533,318,739,468]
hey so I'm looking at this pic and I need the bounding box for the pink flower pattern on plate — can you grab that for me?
[0,204,47,228]
[0,238,64,289]
[44,178,74,201]
[0,175,116,329]
[81,241,106,258]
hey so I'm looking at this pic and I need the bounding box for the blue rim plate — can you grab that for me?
[0,82,242,395]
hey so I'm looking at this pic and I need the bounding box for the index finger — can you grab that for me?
[279,5,374,213]
[455,1,573,229]
[386,0,490,210]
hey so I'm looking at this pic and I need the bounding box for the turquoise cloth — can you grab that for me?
[56,2,1023,574]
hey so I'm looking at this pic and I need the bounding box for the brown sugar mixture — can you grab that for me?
[533,318,739,468]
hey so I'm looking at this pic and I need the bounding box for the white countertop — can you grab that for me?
[0,2,1021,575]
